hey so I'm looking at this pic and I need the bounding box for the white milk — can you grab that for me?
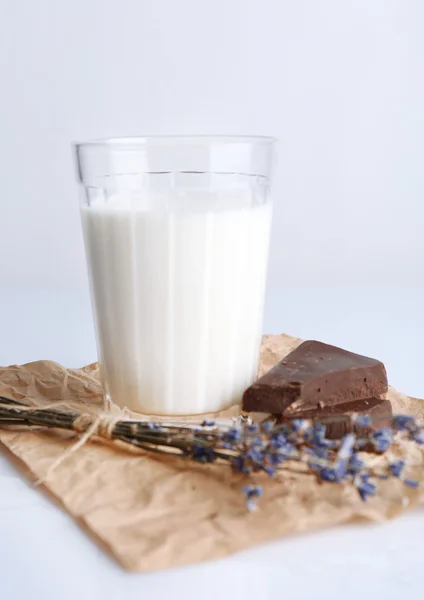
[82,191,272,414]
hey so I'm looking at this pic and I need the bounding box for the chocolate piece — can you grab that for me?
[242,340,388,414]
[277,397,392,440]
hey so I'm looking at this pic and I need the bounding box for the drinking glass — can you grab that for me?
[74,136,276,414]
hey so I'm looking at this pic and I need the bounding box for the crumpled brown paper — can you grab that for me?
[0,333,423,572]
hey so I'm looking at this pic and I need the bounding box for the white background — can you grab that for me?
[0,1,423,598]
[1,0,423,291]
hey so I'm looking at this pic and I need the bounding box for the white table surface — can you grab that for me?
[0,284,423,600]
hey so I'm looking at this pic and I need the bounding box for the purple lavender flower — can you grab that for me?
[192,445,216,463]
[246,448,264,463]
[221,442,234,449]
[277,442,296,458]
[371,428,393,453]
[242,483,263,496]
[412,429,424,444]
[333,433,356,479]
[348,453,364,474]
[261,420,274,433]
[312,424,338,448]
[389,460,406,478]
[392,415,416,432]
[250,436,266,448]
[268,447,291,465]
[146,422,162,430]
[312,423,326,439]
[319,467,341,483]
[355,473,377,501]
[222,427,242,446]
[246,423,259,434]
[242,484,263,511]
[261,465,276,477]
[190,413,423,509]
[338,434,356,459]
[404,478,420,488]
[232,455,252,475]
[307,446,330,460]
[269,432,288,449]
[291,419,310,433]
[201,420,216,427]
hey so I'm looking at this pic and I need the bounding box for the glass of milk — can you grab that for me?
[74,136,276,415]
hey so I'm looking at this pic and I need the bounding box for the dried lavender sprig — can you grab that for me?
[0,397,423,510]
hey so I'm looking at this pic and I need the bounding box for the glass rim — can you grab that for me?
[73,134,277,149]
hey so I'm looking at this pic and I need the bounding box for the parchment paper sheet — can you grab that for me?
[0,334,423,572]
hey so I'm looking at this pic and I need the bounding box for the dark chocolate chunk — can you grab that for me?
[242,340,388,414]
[277,397,392,440]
